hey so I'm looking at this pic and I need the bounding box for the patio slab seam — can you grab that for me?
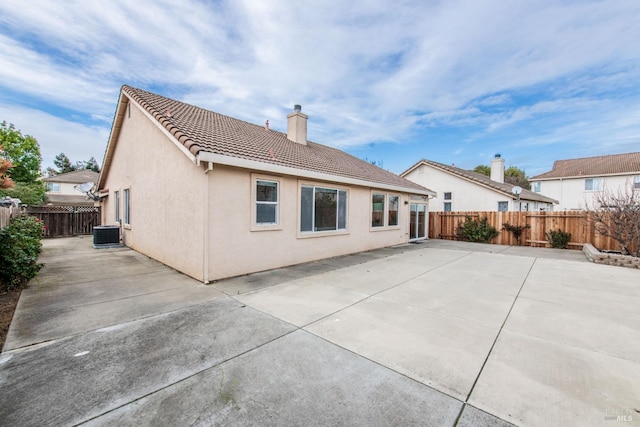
[460,257,538,418]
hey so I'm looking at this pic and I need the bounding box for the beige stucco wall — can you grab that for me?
[531,175,639,210]
[405,165,554,212]
[206,165,421,281]
[100,101,206,281]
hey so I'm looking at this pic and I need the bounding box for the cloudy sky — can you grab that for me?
[1,0,639,176]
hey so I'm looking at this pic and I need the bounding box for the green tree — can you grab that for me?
[504,166,531,190]
[473,165,491,176]
[84,157,100,173]
[0,121,42,185]
[0,122,45,204]
[54,152,76,174]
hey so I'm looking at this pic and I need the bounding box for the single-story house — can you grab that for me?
[529,152,640,210]
[97,86,435,283]
[401,155,557,212]
[43,169,100,206]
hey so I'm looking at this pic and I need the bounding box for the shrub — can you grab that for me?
[546,229,572,249]
[0,215,45,291]
[502,222,531,244]
[456,215,500,243]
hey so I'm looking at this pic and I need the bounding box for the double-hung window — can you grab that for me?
[114,191,120,223]
[532,182,541,193]
[634,176,640,189]
[300,185,347,233]
[123,188,130,225]
[256,180,278,225]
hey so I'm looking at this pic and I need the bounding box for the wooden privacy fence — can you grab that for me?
[429,211,626,252]
[0,206,10,229]
[27,205,101,238]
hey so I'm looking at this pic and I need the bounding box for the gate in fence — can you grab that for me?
[27,205,101,238]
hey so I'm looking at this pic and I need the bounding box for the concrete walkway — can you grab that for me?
[1,237,638,426]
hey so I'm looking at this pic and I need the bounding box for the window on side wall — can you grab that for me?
[634,176,640,189]
[585,178,603,191]
[443,192,452,200]
[532,182,541,193]
[300,185,347,233]
[372,193,385,227]
[114,191,120,223]
[444,202,452,212]
[498,201,508,212]
[123,188,130,226]
[256,180,278,225]
[46,182,60,192]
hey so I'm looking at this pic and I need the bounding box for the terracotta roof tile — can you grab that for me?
[122,86,430,193]
[403,159,558,204]
[531,152,640,179]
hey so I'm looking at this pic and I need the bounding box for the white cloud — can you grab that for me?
[0,104,109,169]
[0,0,639,169]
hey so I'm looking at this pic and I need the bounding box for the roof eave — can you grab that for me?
[197,152,436,197]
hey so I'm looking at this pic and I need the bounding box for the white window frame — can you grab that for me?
[443,202,452,212]
[46,182,60,192]
[298,182,348,237]
[251,175,281,231]
[498,201,509,212]
[443,192,452,200]
[532,182,541,193]
[114,191,120,223]
[123,188,130,227]
[634,176,640,189]
[371,192,401,230]
[585,178,603,191]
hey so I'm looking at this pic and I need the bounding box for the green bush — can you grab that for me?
[0,215,45,291]
[546,229,572,249]
[502,222,531,244]
[456,216,500,243]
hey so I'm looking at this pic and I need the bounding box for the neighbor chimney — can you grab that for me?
[287,104,307,145]
[491,154,505,183]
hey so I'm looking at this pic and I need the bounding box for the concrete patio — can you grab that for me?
[1,237,638,426]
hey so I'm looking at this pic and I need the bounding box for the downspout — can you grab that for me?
[202,160,214,283]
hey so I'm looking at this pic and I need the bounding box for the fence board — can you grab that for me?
[0,206,10,229]
[428,211,630,252]
[26,205,101,237]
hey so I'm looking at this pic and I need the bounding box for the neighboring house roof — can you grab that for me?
[99,86,434,196]
[531,152,640,180]
[44,194,94,206]
[44,169,99,184]
[402,159,558,204]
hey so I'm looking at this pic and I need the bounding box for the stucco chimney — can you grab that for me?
[491,154,505,183]
[287,104,307,145]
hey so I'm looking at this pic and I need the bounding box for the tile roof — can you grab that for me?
[44,194,94,206]
[44,169,99,184]
[531,152,640,180]
[402,159,558,204]
[120,86,430,193]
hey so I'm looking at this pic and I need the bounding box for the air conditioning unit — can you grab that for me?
[93,225,121,248]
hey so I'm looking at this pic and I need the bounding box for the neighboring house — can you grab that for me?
[530,152,640,211]
[97,86,435,283]
[402,155,557,212]
[43,169,100,206]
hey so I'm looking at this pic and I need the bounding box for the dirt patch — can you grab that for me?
[0,289,21,350]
